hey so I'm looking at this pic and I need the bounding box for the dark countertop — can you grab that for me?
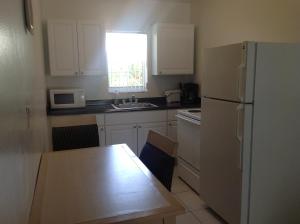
[47,97,201,116]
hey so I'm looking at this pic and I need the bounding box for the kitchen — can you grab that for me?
[1,0,300,224]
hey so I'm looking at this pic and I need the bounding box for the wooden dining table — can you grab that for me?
[29,144,185,224]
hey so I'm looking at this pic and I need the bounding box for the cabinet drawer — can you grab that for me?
[105,111,167,125]
[49,115,96,127]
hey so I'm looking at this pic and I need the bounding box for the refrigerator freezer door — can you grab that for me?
[200,97,247,224]
[202,42,256,103]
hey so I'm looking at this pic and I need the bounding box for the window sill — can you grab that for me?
[109,88,148,93]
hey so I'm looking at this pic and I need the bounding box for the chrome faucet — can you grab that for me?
[113,91,119,105]
[129,95,138,103]
[131,95,136,103]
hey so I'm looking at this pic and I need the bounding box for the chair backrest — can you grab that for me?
[139,130,177,191]
[147,130,177,156]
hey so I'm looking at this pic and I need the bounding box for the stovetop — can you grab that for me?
[177,108,201,121]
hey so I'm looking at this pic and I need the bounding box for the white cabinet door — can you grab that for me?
[106,125,138,155]
[98,126,106,147]
[137,122,167,156]
[48,21,79,76]
[167,121,177,142]
[96,114,105,146]
[152,23,194,75]
[77,22,107,76]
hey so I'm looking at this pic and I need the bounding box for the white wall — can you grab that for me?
[191,0,300,87]
[42,0,194,100]
[0,0,48,223]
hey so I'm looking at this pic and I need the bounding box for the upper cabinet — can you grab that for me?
[48,21,79,76]
[47,20,107,76]
[152,23,195,76]
[77,22,107,76]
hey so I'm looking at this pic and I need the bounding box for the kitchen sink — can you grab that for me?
[112,102,158,110]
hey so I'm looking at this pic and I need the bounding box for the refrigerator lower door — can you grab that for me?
[202,42,256,103]
[200,97,250,224]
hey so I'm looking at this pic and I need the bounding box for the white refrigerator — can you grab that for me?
[200,42,300,224]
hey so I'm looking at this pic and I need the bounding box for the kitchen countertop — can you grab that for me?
[47,97,201,116]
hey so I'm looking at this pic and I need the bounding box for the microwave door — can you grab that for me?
[54,93,75,105]
[51,93,77,109]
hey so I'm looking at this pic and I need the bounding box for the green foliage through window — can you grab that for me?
[106,33,148,92]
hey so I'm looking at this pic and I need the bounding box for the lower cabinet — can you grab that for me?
[167,109,179,142]
[167,121,178,142]
[105,124,138,155]
[106,122,167,156]
[97,125,106,147]
[49,111,180,152]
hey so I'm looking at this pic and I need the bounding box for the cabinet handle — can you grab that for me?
[75,71,78,75]
[81,71,84,75]
[25,105,31,129]
[97,125,104,131]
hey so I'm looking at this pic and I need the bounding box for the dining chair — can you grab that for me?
[139,130,177,191]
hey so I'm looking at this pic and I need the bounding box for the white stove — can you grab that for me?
[176,108,201,193]
[177,108,201,121]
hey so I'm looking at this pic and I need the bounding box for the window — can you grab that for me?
[106,32,148,93]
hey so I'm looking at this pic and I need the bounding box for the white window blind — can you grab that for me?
[106,32,148,93]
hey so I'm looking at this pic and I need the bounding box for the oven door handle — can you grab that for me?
[176,114,201,126]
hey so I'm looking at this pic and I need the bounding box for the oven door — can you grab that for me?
[176,114,201,170]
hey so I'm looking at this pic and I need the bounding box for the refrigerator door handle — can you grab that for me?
[237,44,247,102]
[238,144,243,171]
[236,104,244,170]
[236,104,244,141]
[237,65,246,102]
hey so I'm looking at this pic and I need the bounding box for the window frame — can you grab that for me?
[105,31,149,93]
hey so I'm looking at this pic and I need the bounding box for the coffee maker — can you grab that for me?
[180,83,199,104]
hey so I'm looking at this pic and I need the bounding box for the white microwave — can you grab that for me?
[49,89,86,109]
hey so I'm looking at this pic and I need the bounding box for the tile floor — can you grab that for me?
[171,172,226,224]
